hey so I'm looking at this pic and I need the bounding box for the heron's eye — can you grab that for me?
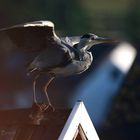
[91,37,95,40]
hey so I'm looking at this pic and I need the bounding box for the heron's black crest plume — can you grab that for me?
[81,33,95,39]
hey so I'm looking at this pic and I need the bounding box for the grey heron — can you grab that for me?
[0,20,114,111]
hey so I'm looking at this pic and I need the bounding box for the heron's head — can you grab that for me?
[78,33,114,50]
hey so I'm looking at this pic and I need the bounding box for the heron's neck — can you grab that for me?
[77,40,92,51]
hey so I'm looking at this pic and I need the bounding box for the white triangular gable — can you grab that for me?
[58,101,100,140]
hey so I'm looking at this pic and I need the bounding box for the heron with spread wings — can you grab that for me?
[0,20,114,111]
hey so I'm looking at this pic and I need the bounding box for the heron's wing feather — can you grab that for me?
[60,36,81,46]
[0,20,56,53]
[0,21,60,67]
[28,44,72,72]
[68,36,81,44]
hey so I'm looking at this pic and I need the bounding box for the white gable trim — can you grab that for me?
[58,101,100,140]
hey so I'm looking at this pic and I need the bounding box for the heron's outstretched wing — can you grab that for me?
[0,20,57,53]
[61,36,81,46]
[0,20,61,67]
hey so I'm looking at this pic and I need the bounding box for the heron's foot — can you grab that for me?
[35,102,49,112]
[48,103,55,112]
[29,102,46,125]
[29,102,55,125]
[34,102,55,112]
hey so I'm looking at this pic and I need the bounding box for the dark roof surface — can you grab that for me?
[0,104,71,140]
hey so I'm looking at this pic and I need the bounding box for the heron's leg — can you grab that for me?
[33,74,40,104]
[43,75,55,110]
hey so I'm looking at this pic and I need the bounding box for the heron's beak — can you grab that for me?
[93,36,116,44]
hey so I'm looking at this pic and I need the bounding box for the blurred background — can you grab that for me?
[0,0,140,139]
